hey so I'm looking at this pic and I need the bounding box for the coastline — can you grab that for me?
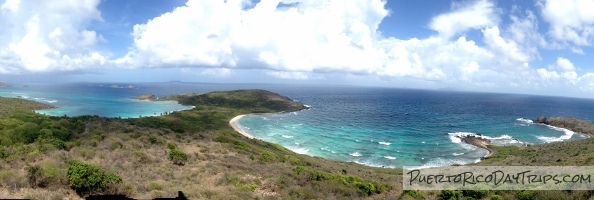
[229,114,255,139]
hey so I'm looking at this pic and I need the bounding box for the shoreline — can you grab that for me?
[229,114,255,139]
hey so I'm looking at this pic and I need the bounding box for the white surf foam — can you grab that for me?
[281,135,294,138]
[536,136,562,143]
[449,132,522,146]
[516,118,534,124]
[448,132,478,144]
[384,156,396,160]
[378,141,391,146]
[452,153,464,156]
[349,152,362,157]
[291,147,309,154]
[533,124,576,143]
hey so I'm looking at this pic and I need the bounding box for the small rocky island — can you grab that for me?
[0,82,9,87]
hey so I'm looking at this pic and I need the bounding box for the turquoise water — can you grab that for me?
[2,83,593,168]
[235,87,594,168]
[0,83,192,118]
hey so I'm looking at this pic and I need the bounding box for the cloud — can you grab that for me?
[429,0,498,39]
[482,26,530,68]
[2,0,594,97]
[538,0,594,46]
[124,0,503,84]
[266,71,311,80]
[0,0,106,73]
[548,57,576,72]
[200,68,234,78]
[534,57,594,95]
[125,0,390,75]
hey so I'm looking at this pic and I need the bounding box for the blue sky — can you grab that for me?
[1,0,594,97]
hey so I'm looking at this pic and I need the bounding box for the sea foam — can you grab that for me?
[516,118,534,124]
[349,152,362,157]
[378,141,391,145]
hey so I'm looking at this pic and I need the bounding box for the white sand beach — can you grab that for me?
[229,115,255,139]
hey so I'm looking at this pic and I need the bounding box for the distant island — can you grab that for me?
[0,82,9,87]
[110,84,137,89]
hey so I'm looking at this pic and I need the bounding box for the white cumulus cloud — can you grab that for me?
[0,0,107,73]
[538,0,594,46]
[429,0,498,39]
[548,57,576,72]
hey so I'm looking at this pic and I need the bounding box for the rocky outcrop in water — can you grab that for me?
[456,135,493,159]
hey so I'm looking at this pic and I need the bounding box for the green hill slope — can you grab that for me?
[0,91,402,199]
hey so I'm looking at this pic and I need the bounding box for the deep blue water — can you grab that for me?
[2,83,594,168]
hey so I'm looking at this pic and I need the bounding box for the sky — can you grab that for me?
[1,0,594,98]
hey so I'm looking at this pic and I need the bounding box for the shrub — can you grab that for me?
[490,195,504,200]
[403,190,426,200]
[169,149,188,165]
[463,190,488,199]
[214,136,250,150]
[166,142,177,150]
[66,160,122,195]
[26,165,46,188]
[258,151,276,163]
[148,135,158,144]
[438,190,464,200]
[517,190,536,200]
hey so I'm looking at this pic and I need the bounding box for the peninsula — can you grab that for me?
[533,115,594,136]
[134,94,158,101]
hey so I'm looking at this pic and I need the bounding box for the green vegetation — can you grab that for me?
[0,91,400,199]
[66,160,122,195]
[168,149,188,165]
[0,97,54,118]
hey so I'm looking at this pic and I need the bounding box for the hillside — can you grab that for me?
[0,90,401,199]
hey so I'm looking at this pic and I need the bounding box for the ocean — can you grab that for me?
[2,82,593,168]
